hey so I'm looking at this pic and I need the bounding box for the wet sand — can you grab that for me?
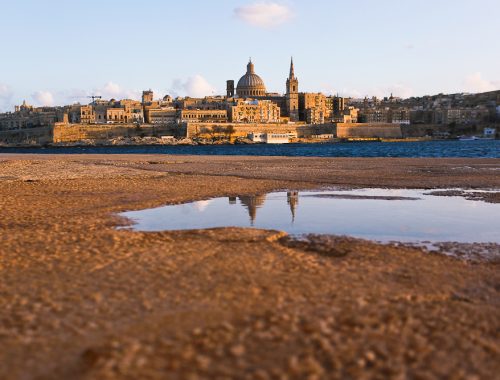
[0,154,499,379]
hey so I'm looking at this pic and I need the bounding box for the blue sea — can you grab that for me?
[1,140,499,158]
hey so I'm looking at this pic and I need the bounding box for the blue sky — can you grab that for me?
[0,0,499,110]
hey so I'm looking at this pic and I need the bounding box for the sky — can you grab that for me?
[0,0,499,111]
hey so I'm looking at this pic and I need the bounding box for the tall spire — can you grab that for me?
[289,57,295,79]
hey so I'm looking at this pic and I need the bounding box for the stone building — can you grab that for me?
[226,80,235,98]
[68,104,95,124]
[180,110,228,123]
[142,90,154,104]
[432,107,490,125]
[0,101,65,130]
[359,108,390,123]
[148,108,178,124]
[358,106,411,125]
[228,99,280,123]
[389,108,411,125]
[68,99,144,124]
[175,96,227,111]
[299,93,327,124]
[331,96,347,122]
[342,107,359,124]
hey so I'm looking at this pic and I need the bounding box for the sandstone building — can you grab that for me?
[228,99,280,124]
[0,101,65,130]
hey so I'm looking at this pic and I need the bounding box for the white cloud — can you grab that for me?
[234,2,293,28]
[54,84,141,105]
[170,75,217,98]
[193,200,212,212]
[1,82,148,110]
[31,90,55,106]
[25,83,142,108]
[0,83,14,112]
[94,81,141,101]
[463,72,498,93]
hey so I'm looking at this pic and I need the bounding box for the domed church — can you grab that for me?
[236,59,267,98]
[225,58,300,122]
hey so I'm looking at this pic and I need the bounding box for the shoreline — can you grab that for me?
[1,155,499,379]
[1,136,495,150]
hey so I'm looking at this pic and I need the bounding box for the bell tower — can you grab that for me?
[286,57,299,122]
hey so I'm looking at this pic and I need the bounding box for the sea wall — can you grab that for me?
[53,123,186,143]
[336,123,402,139]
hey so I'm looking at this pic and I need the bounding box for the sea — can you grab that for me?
[1,140,499,158]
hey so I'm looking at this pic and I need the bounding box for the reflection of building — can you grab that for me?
[287,191,299,222]
[228,192,300,225]
[238,195,267,224]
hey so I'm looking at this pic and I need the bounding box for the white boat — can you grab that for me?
[459,136,481,141]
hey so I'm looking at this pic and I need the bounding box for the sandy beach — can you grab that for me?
[0,154,499,379]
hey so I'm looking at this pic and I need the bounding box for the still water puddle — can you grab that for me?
[120,188,500,247]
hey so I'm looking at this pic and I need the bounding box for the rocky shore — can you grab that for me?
[0,135,455,149]
[0,155,499,379]
[0,136,257,148]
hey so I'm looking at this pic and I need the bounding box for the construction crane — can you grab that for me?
[87,95,102,103]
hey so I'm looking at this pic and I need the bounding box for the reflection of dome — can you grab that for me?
[239,194,267,224]
[236,60,266,98]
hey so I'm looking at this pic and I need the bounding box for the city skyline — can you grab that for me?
[1,0,499,111]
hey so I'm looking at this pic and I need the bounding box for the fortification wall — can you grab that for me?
[336,123,402,138]
[53,123,186,143]
[0,126,53,145]
[186,122,336,138]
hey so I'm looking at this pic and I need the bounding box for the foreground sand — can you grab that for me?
[0,154,499,380]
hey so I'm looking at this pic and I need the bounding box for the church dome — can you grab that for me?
[236,60,266,98]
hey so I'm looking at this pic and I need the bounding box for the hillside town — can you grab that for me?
[1,59,499,145]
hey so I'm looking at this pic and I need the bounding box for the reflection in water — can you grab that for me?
[238,195,267,225]
[287,191,299,222]
[235,192,299,224]
[120,189,500,245]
